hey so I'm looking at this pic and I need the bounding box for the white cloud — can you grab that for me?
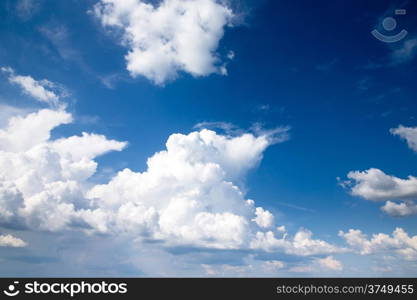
[315,256,343,271]
[250,228,345,256]
[0,104,31,127]
[52,132,127,161]
[346,168,417,202]
[0,106,344,257]
[277,225,286,233]
[1,67,64,106]
[0,109,72,152]
[344,168,417,217]
[83,128,288,249]
[3,111,416,275]
[342,125,417,217]
[391,125,417,153]
[202,263,253,276]
[93,0,234,84]
[252,207,274,228]
[339,228,417,261]
[262,260,285,270]
[0,234,27,247]
[0,95,356,275]
[381,201,417,217]
[289,265,313,273]
[0,108,127,231]
[289,256,343,273]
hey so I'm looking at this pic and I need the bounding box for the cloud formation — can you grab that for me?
[0,108,127,231]
[381,201,417,217]
[391,125,417,153]
[339,228,417,260]
[346,168,417,202]
[1,67,64,106]
[0,104,346,258]
[93,0,234,84]
[83,126,293,249]
[391,38,417,65]
[342,125,417,218]
[315,256,343,271]
[1,106,417,274]
[344,168,417,217]
[0,234,27,247]
[250,228,345,256]
[2,74,415,273]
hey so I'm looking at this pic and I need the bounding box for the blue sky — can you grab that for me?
[0,0,417,276]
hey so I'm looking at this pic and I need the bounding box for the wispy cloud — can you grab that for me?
[38,22,127,89]
[15,0,41,21]
[193,121,241,135]
[275,202,316,213]
[1,67,66,106]
[39,24,82,64]
[356,77,371,91]
[315,58,338,72]
[194,121,290,144]
[391,37,417,65]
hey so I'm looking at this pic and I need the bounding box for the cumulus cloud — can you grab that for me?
[3,107,417,275]
[343,167,417,217]
[0,109,72,152]
[381,201,417,217]
[0,104,31,127]
[93,0,234,84]
[0,108,127,231]
[201,258,354,276]
[339,228,417,261]
[315,256,343,271]
[83,128,290,249]
[0,105,344,257]
[342,125,417,217]
[52,132,127,161]
[1,67,65,106]
[250,228,345,256]
[252,207,274,228]
[391,125,417,153]
[0,234,27,247]
[346,168,417,202]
